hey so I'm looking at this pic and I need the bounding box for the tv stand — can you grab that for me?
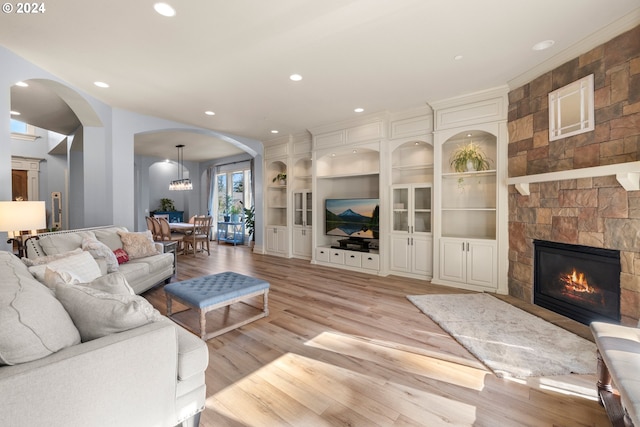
[332,238,370,252]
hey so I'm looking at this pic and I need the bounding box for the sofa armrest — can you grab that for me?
[0,321,180,427]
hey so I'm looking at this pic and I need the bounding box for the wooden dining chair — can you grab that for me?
[157,217,185,251]
[146,216,159,240]
[184,216,211,256]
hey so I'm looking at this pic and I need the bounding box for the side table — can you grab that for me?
[217,221,245,246]
[159,240,178,275]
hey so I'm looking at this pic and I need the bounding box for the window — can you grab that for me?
[215,167,252,222]
[548,74,595,141]
[10,119,38,141]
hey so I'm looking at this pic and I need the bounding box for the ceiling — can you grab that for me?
[2,0,639,162]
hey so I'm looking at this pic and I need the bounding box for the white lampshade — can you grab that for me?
[0,201,46,234]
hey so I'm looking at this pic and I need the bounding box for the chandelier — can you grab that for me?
[169,144,193,191]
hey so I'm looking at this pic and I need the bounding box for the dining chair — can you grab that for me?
[157,217,185,251]
[146,216,159,240]
[185,216,211,257]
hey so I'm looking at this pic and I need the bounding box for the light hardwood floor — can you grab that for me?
[143,244,610,427]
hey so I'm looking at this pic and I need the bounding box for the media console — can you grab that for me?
[331,238,371,252]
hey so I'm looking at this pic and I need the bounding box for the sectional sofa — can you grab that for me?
[0,226,208,426]
[24,225,174,294]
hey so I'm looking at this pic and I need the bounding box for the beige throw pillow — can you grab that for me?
[28,251,102,288]
[0,253,81,365]
[117,230,159,259]
[85,272,135,296]
[43,266,82,289]
[82,237,119,273]
[55,283,163,342]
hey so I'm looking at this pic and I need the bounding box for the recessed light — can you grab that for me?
[154,2,176,17]
[270,130,279,134]
[94,81,109,88]
[454,55,463,61]
[532,40,555,51]
[352,149,358,154]
[354,107,364,113]
[289,74,303,82]
[205,111,215,116]
[10,110,20,115]
[15,81,28,87]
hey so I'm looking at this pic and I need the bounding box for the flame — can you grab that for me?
[560,269,595,293]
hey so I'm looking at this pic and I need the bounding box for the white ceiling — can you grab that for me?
[2,0,639,161]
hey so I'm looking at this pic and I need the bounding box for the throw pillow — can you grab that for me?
[0,253,81,365]
[117,230,159,259]
[114,248,129,264]
[21,248,83,267]
[55,283,163,342]
[82,237,119,273]
[28,251,102,287]
[85,272,135,296]
[43,266,82,289]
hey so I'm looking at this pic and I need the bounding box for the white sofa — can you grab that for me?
[0,234,208,426]
[591,321,640,427]
[24,225,174,294]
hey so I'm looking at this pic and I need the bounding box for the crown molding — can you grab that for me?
[508,8,640,90]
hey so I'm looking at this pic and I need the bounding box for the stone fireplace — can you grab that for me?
[507,24,640,326]
[533,240,620,325]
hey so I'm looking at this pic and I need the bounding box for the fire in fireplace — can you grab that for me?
[534,240,620,325]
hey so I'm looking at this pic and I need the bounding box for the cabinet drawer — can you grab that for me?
[362,253,380,270]
[316,247,330,262]
[330,249,345,265]
[345,251,362,267]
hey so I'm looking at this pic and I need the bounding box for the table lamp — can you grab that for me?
[0,201,46,257]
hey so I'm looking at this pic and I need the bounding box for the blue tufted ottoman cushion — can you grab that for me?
[165,272,269,308]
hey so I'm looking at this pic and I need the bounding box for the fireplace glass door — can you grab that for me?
[534,240,620,325]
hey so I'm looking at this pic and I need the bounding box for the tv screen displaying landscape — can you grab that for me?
[325,198,380,238]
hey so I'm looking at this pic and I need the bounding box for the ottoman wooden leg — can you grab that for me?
[263,290,269,316]
[166,295,173,317]
[199,309,207,340]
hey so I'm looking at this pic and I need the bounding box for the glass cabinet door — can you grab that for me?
[392,187,409,232]
[414,186,431,233]
[305,191,312,226]
[294,192,303,226]
[294,191,312,226]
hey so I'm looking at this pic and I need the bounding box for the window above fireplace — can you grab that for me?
[548,74,595,142]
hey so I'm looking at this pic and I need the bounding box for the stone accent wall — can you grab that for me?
[507,25,640,326]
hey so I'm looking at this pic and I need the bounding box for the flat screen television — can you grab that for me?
[325,198,380,239]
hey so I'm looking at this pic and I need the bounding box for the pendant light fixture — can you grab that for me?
[169,144,193,191]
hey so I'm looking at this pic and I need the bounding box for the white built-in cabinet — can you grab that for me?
[439,238,496,287]
[263,134,312,258]
[265,226,288,255]
[390,184,432,277]
[431,87,508,294]
[262,98,506,292]
[292,189,312,258]
[388,135,434,280]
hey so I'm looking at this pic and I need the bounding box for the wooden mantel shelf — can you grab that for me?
[507,161,640,195]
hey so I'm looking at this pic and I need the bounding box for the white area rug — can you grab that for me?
[407,293,596,378]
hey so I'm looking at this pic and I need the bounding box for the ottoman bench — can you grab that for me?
[165,271,270,340]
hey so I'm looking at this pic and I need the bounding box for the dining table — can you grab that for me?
[168,222,195,233]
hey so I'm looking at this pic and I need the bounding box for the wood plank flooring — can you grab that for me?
[143,245,610,427]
